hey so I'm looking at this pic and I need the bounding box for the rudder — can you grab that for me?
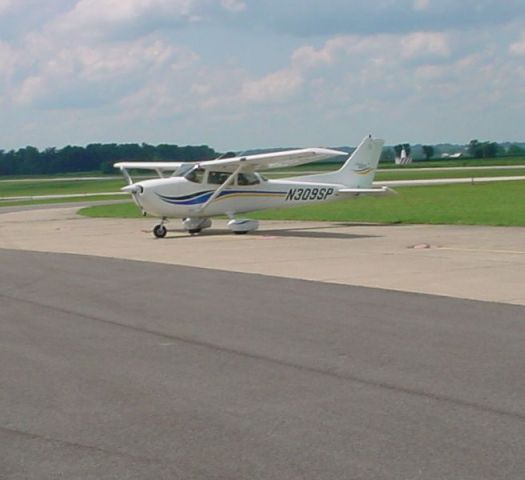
[337,136,384,188]
[288,136,384,188]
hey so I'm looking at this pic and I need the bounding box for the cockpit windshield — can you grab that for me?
[173,163,195,177]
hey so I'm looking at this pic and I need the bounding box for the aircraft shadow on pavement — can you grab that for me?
[160,224,381,240]
[252,224,381,240]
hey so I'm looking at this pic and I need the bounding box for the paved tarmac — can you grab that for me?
[1,207,525,305]
[1,249,524,479]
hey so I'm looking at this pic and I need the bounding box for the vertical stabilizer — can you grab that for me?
[287,136,384,188]
[337,136,384,188]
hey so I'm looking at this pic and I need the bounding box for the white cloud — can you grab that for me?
[0,0,13,14]
[221,0,246,13]
[510,32,525,55]
[292,44,335,68]
[52,0,204,40]
[12,38,198,107]
[1,1,525,150]
[413,0,430,11]
[401,32,450,61]
[228,1,525,37]
[0,41,17,79]
[240,68,303,103]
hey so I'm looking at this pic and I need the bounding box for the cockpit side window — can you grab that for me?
[185,167,205,183]
[208,171,231,185]
[237,172,260,186]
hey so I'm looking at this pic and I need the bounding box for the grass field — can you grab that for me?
[0,195,126,208]
[0,179,127,198]
[79,181,525,227]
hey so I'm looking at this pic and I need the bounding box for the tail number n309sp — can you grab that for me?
[285,187,334,201]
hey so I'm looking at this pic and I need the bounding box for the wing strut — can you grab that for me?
[197,163,244,213]
[119,167,133,185]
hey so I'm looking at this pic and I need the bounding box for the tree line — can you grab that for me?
[0,143,218,176]
[1,139,524,176]
[379,140,525,163]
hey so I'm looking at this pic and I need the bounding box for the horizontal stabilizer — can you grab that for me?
[339,186,396,195]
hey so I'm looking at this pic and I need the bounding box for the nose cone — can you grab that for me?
[121,184,143,194]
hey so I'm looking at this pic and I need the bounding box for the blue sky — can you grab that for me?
[1,0,524,151]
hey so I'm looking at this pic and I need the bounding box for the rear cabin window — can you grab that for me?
[237,173,260,185]
[185,168,205,183]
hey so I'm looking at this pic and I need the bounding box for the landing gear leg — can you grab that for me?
[153,218,168,238]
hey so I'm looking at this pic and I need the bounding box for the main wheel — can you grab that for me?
[153,224,167,238]
[188,228,202,235]
[233,231,248,235]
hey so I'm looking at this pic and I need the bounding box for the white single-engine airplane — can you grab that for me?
[115,135,389,237]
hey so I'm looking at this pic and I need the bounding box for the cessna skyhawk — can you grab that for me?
[115,136,389,237]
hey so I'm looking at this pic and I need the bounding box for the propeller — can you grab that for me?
[121,184,143,194]
[121,183,145,213]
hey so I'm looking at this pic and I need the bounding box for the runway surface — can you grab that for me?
[1,249,524,479]
[2,206,524,305]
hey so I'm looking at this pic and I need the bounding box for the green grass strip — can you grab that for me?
[78,181,525,227]
[0,195,126,208]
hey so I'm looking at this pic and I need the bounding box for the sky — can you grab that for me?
[1,0,525,151]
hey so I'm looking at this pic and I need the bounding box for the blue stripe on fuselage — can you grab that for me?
[156,189,286,206]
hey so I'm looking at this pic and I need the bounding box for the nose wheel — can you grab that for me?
[153,223,167,238]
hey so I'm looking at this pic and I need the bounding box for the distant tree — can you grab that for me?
[380,147,395,163]
[0,150,6,175]
[394,144,403,158]
[468,140,483,158]
[0,143,218,176]
[100,161,115,174]
[482,142,498,158]
[468,140,500,159]
[422,145,434,160]
[508,144,525,156]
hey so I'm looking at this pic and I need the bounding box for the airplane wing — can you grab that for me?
[114,161,187,184]
[114,162,184,171]
[198,148,346,172]
[114,148,345,173]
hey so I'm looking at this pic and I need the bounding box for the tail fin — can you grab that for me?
[290,136,384,188]
[338,136,384,188]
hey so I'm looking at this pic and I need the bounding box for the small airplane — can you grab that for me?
[115,135,390,237]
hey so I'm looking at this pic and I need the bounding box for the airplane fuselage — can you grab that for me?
[133,176,350,218]
[116,136,386,236]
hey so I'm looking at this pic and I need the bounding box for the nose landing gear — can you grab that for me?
[153,218,168,238]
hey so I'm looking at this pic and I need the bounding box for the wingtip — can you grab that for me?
[314,147,347,157]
